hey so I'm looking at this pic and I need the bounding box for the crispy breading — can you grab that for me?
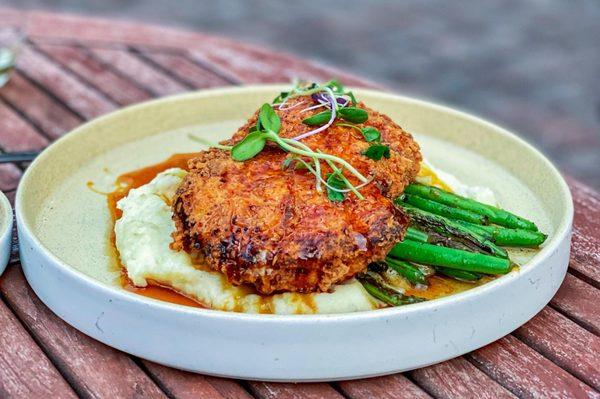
[172,98,422,294]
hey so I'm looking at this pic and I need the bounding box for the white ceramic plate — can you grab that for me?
[0,190,12,276]
[16,86,573,381]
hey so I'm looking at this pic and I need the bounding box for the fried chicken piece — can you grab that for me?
[172,98,422,294]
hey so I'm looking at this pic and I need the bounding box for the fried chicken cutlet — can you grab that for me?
[172,93,422,294]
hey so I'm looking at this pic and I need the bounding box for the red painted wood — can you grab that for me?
[0,266,168,398]
[514,307,600,390]
[35,43,152,106]
[0,72,81,139]
[202,376,254,399]
[0,101,48,151]
[246,382,344,399]
[410,357,516,399]
[137,50,232,89]
[470,335,598,398]
[16,46,116,119]
[567,176,600,285]
[338,374,432,399]
[0,164,21,191]
[0,299,77,398]
[141,362,230,399]
[90,47,188,96]
[551,273,600,335]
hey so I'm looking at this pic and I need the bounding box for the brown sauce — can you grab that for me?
[103,154,485,312]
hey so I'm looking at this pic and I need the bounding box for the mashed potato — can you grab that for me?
[115,168,379,314]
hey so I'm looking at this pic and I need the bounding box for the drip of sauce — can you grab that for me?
[101,154,486,311]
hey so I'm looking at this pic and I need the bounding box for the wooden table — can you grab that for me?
[0,8,598,399]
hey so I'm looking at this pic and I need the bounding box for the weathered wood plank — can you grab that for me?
[469,335,598,398]
[338,374,432,399]
[0,101,48,151]
[410,357,516,399]
[141,361,231,399]
[90,47,188,96]
[0,164,21,191]
[0,266,168,399]
[35,43,152,106]
[0,72,81,139]
[514,307,600,390]
[246,382,343,399]
[566,176,600,285]
[16,46,116,119]
[136,50,232,88]
[189,40,379,88]
[551,273,600,335]
[0,298,77,398]
[203,376,254,399]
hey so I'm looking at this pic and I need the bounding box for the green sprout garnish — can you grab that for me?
[336,123,381,143]
[363,144,391,161]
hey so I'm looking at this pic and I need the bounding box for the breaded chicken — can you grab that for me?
[172,98,422,294]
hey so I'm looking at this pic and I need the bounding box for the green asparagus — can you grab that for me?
[405,227,429,243]
[385,257,427,285]
[436,267,481,282]
[454,220,547,247]
[400,194,487,225]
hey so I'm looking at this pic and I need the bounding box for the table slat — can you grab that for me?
[551,273,600,335]
[0,101,48,151]
[0,72,81,139]
[90,47,188,96]
[514,307,600,390]
[0,299,77,398]
[410,357,516,399]
[136,50,233,88]
[246,382,343,399]
[17,46,116,119]
[0,164,21,191]
[140,362,232,399]
[0,266,168,398]
[338,374,432,399]
[35,43,153,106]
[470,335,598,398]
[567,177,600,285]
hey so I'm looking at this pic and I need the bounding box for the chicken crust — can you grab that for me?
[172,98,422,294]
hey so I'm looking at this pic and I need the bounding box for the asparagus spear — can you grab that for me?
[385,257,427,285]
[404,183,539,231]
[454,220,547,247]
[401,204,508,259]
[388,240,511,275]
[436,267,481,282]
[405,227,429,243]
[358,274,424,306]
[401,194,487,225]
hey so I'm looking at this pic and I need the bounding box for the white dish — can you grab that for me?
[0,191,13,276]
[16,86,573,381]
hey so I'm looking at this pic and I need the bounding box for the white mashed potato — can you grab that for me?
[115,168,379,314]
[115,162,496,314]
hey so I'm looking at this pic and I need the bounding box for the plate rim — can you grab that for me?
[15,84,574,321]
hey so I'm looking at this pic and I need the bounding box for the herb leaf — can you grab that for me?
[231,131,267,161]
[326,172,346,202]
[363,144,390,161]
[259,103,281,133]
[361,127,381,142]
[302,111,332,126]
[338,107,368,123]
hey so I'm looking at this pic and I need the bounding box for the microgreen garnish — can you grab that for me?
[326,173,346,202]
[302,111,332,126]
[258,103,280,133]
[363,144,391,161]
[335,123,381,143]
[337,107,368,123]
[188,134,233,151]
[231,131,268,161]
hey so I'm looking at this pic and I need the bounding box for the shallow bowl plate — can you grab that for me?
[16,85,573,381]
[0,190,12,276]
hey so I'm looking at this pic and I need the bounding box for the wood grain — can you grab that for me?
[470,335,598,398]
[246,382,344,399]
[16,46,116,119]
[0,100,48,151]
[338,374,432,399]
[514,307,600,390]
[0,299,76,398]
[0,266,168,399]
[410,357,516,399]
[551,273,600,335]
[90,47,188,96]
[35,43,152,106]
